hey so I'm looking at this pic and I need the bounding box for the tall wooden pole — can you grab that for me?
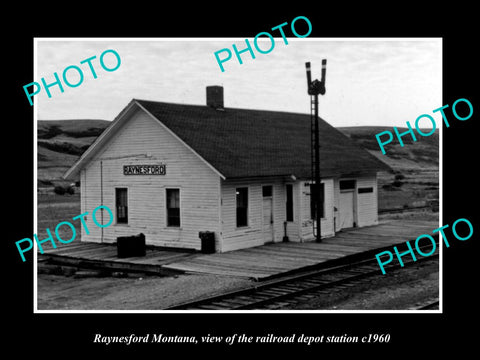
[305,60,326,243]
[314,93,321,242]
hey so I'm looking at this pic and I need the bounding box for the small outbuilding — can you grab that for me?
[64,86,390,252]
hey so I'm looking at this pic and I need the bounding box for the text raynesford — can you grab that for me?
[375,217,474,274]
[214,16,312,72]
[16,205,113,262]
[23,49,121,106]
[375,98,473,154]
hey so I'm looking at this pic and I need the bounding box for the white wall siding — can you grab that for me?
[333,178,340,232]
[221,181,262,252]
[221,179,293,252]
[333,174,379,231]
[220,178,339,251]
[283,182,299,242]
[272,182,289,242]
[80,108,221,250]
[80,162,103,242]
[299,178,335,241]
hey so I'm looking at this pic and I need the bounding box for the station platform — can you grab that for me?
[40,219,438,280]
[163,220,438,279]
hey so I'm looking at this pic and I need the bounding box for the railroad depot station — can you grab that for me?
[64,86,391,254]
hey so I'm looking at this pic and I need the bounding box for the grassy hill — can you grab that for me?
[338,126,439,212]
[38,119,110,186]
[338,126,439,171]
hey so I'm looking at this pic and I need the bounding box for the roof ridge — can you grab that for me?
[135,98,316,118]
[138,99,390,179]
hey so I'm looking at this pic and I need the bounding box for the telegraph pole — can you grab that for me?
[305,60,327,242]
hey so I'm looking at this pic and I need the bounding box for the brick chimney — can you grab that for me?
[206,85,224,109]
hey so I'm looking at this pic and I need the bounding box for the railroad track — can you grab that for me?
[414,299,440,310]
[379,205,432,214]
[167,243,439,311]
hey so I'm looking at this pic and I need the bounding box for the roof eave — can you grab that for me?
[223,174,297,182]
[135,100,226,180]
[63,99,139,180]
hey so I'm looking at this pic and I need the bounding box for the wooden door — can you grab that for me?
[339,190,354,229]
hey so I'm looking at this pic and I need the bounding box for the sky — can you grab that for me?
[35,38,442,128]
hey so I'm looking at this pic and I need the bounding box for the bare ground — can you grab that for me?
[37,255,439,311]
[37,271,254,310]
[281,260,439,310]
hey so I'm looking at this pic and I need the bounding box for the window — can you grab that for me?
[358,187,373,194]
[262,185,272,197]
[340,179,356,191]
[310,183,324,219]
[115,188,128,224]
[166,188,180,227]
[236,187,248,227]
[286,184,294,222]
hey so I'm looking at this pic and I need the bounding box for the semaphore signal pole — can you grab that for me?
[305,60,327,242]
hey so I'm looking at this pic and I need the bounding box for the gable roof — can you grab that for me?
[64,99,390,180]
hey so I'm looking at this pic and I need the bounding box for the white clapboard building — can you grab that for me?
[64,86,389,252]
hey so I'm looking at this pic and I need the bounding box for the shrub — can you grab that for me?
[39,179,53,186]
[38,141,86,156]
[394,174,405,180]
[66,186,75,195]
[64,127,106,138]
[38,125,62,139]
[392,180,404,187]
[382,184,401,191]
[54,185,66,195]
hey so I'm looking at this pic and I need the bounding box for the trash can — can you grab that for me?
[117,233,146,258]
[199,231,215,254]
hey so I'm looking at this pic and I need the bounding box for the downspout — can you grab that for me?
[282,221,289,242]
[100,160,104,243]
[218,178,222,252]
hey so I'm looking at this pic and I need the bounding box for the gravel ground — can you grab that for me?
[37,258,438,311]
[37,271,255,310]
[283,260,439,310]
